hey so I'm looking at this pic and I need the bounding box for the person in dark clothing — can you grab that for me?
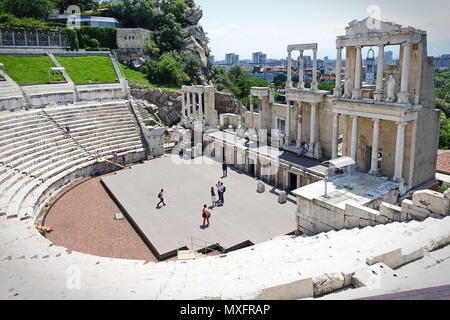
[222,161,228,177]
[157,189,166,207]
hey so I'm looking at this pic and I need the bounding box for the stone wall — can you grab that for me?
[297,188,450,235]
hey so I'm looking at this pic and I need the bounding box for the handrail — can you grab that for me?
[177,236,224,256]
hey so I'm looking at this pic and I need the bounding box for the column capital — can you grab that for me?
[403,42,413,48]
[395,120,407,126]
[372,118,380,123]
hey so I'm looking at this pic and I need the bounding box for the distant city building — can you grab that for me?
[384,50,394,65]
[434,54,450,68]
[252,52,267,65]
[209,55,215,64]
[225,53,239,66]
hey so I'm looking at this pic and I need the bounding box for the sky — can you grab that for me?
[195,0,450,60]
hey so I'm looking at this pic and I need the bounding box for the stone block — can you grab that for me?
[379,202,402,221]
[278,191,287,204]
[401,199,431,220]
[343,214,360,229]
[444,188,450,199]
[312,273,345,297]
[366,248,403,269]
[412,190,450,216]
[255,278,314,300]
[352,263,394,289]
[114,213,124,220]
[401,245,424,266]
[256,181,265,193]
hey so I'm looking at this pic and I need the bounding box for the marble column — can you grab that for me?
[398,43,412,104]
[331,112,339,159]
[310,103,317,144]
[370,118,380,174]
[334,47,342,97]
[181,92,186,119]
[352,46,362,99]
[285,100,291,145]
[192,93,197,118]
[312,49,318,90]
[350,115,358,160]
[198,92,203,120]
[287,50,293,88]
[186,92,191,118]
[394,121,407,181]
[259,98,264,131]
[374,45,385,101]
[297,102,303,147]
[249,95,254,129]
[298,50,305,89]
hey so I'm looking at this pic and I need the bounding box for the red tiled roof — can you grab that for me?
[437,150,450,174]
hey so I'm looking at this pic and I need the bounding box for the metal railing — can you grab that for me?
[177,236,224,257]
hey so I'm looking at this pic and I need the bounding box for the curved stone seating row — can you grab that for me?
[0,101,146,220]
[0,212,449,299]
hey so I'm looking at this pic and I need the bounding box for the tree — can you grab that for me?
[273,73,287,87]
[144,54,184,87]
[143,36,159,59]
[161,0,187,22]
[53,0,99,14]
[440,112,450,150]
[152,13,187,54]
[0,0,54,19]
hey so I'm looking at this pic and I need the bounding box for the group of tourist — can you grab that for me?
[155,163,229,229]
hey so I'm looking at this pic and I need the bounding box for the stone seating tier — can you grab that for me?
[0,101,146,219]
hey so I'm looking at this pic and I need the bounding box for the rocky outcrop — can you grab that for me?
[215,91,246,115]
[185,6,203,25]
[130,84,182,127]
[130,84,246,127]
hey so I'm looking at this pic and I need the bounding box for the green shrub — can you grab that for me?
[85,47,109,51]
[144,55,183,87]
[76,26,117,49]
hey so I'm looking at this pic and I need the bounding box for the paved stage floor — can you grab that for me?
[101,156,297,259]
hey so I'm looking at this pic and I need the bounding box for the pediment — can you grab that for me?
[345,17,403,36]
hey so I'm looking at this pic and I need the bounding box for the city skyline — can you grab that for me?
[196,0,450,60]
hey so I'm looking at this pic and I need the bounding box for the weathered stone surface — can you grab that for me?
[278,191,287,204]
[412,190,450,216]
[215,92,246,116]
[185,6,203,25]
[352,263,394,288]
[183,36,208,67]
[257,181,265,193]
[402,199,431,219]
[380,202,402,221]
[444,188,450,199]
[312,273,345,296]
[255,278,314,300]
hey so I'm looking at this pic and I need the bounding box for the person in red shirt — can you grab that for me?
[202,204,210,228]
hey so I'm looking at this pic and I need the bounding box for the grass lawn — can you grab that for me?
[56,56,119,85]
[120,63,180,92]
[0,56,59,85]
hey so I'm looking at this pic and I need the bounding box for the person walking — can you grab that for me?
[211,187,217,207]
[113,151,118,162]
[216,181,223,205]
[219,182,226,204]
[222,161,228,177]
[64,125,71,137]
[202,204,210,228]
[157,189,166,207]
